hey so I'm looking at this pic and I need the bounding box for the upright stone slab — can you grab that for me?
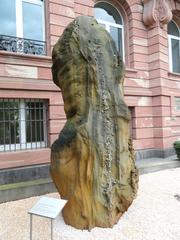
[51,16,139,230]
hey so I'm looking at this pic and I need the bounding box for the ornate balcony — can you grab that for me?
[0,35,46,56]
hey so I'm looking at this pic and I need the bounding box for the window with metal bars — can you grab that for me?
[0,99,48,152]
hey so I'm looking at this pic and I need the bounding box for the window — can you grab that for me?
[0,99,48,152]
[0,0,45,55]
[175,97,180,110]
[168,20,180,73]
[94,2,124,60]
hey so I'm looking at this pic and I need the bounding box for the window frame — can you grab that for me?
[94,2,125,61]
[168,20,180,73]
[0,99,48,152]
[16,0,45,41]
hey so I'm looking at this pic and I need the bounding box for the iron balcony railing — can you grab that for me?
[0,35,46,56]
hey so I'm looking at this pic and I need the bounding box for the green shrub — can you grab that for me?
[173,141,180,160]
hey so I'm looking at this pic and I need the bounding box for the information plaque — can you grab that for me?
[28,196,67,240]
[28,196,67,219]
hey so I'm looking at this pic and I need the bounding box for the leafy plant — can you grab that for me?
[173,141,180,160]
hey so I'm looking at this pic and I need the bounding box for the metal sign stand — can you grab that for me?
[28,196,67,240]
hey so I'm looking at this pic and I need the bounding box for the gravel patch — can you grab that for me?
[0,168,180,240]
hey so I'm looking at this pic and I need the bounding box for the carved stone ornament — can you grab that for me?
[50,16,139,230]
[142,0,172,28]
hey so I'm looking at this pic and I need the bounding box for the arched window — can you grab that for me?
[94,2,124,61]
[168,20,180,73]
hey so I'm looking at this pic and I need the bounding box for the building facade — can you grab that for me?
[0,0,180,169]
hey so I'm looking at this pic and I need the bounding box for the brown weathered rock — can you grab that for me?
[51,16,139,230]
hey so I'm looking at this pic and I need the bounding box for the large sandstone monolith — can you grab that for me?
[51,16,138,230]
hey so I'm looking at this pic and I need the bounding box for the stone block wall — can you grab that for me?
[0,0,180,168]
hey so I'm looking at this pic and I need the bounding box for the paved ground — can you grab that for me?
[0,167,180,240]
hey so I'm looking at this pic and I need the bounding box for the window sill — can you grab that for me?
[168,71,180,78]
[0,50,52,67]
[126,68,138,73]
[171,112,180,117]
[0,50,51,61]
[125,68,138,78]
[0,148,51,169]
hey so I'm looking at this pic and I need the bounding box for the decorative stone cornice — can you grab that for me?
[142,0,172,28]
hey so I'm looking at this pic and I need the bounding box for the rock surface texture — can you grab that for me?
[51,16,139,230]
